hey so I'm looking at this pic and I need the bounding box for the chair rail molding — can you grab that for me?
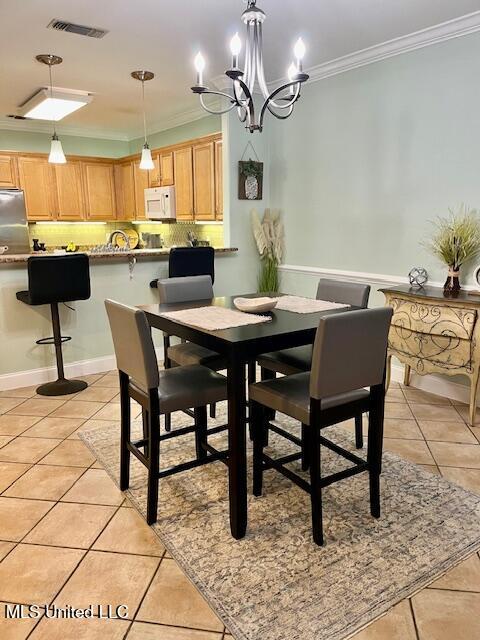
[269,10,480,86]
[278,263,478,290]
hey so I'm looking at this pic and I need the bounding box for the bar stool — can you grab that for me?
[105,299,228,524]
[250,307,392,545]
[16,254,91,396]
[257,279,371,462]
[158,275,226,430]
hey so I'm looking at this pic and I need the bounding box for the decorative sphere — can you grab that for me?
[408,267,428,288]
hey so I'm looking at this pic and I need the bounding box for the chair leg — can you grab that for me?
[209,403,216,419]
[194,406,208,461]
[309,425,324,546]
[301,423,310,471]
[164,414,171,432]
[260,367,276,422]
[146,400,160,526]
[119,372,131,491]
[368,383,386,519]
[251,401,266,497]
[248,360,256,385]
[354,414,364,449]
[142,409,149,458]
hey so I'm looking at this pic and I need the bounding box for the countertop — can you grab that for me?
[0,247,238,265]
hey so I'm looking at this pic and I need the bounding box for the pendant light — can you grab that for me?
[36,55,67,164]
[131,71,155,170]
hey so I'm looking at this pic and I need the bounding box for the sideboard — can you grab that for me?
[380,284,480,425]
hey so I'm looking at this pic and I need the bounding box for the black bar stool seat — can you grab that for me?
[16,254,91,396]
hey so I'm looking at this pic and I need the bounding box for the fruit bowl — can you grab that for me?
[233,296,277,313]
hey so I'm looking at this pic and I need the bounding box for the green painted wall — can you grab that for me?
[0,129,129,157]
[269,32,480,288]
[128,115,221,154]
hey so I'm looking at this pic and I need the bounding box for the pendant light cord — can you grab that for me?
[142,79,147,144]
[48,63,57,137]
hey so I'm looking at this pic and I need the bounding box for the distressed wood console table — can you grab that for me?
[380,285,480,425]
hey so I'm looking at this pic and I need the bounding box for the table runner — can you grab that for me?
[160,305,272,331]
[273,295,349,314]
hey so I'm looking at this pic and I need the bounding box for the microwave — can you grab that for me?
[144,186,176,220]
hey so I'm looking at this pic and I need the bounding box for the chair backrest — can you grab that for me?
[27,254,91,305]
[105,299,159,392]
[157,275,213,304]
[310,307,393,400]
[168,246,215,283]
[316,278,370,308]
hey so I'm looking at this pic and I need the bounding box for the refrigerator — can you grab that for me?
[0,189,31,254]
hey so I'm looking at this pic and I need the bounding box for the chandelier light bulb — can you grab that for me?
[287,62,298,81]
[293,37,306,61]
[194,52,205,73]
[230,33,242,56]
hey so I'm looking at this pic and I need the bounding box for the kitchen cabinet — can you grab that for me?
[150,152,174,187]
[54,162,85,221]
[82,161,116,220]
[0,154,18,188]
[17,156,56,221]
[133,161,149,220]
[193,141,215,221]
[214,140,223,220]
[173,146,194,220]
[114,162,135,220]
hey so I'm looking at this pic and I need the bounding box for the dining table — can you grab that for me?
[139,293,357,540]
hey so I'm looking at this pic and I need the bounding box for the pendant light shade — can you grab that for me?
[49,134,66,164]
[140,143,154,170]
[131,70,155,171]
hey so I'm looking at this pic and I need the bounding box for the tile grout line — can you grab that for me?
[408,598,421,640]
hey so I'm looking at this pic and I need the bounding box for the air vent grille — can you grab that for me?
[47,18,108,39]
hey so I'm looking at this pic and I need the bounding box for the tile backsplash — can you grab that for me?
[28,221,224,251]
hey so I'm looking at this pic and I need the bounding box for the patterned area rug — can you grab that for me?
[79,404,480,640]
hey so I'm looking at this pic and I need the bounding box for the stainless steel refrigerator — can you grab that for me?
[0,189,31,254]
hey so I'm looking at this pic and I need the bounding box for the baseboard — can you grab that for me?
[0,348,164,392]
[390,363,476,406]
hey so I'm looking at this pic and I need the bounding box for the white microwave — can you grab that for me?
[144,186,176,220]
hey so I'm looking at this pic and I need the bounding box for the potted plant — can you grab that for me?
[251,208,284,292]
[425,205,480,295]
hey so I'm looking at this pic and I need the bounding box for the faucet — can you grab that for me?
[108,230,130,251]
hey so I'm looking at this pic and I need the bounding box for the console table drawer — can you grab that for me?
[389,296,477,341]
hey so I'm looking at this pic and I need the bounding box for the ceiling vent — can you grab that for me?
[47,18,108,39]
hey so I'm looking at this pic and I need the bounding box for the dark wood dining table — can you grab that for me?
[139,294,356,539]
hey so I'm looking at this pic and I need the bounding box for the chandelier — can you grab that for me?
[191,0,309,133]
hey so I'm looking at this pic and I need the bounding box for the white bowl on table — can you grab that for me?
[233,296,277,313]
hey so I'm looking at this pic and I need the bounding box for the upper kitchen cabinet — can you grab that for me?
[53,162,85,221]
[150,151,174,187]
[193,141,215,221]
[214,140,223,220]
[0,154,18,188]
[81,161,116,220]
[133,160,149,220]
[114,161,135,220]
[173,146,194,220]
[17,156,56,221]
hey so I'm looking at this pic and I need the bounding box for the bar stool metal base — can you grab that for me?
[37,378,87,396]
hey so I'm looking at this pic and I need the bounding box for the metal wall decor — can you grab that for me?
[191,0,309,132]
[408,267,428,288]
[238,141,263,199]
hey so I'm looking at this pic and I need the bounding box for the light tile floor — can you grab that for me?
[0,372,479,639]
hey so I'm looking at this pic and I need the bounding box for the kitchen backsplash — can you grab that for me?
[28,221,224,251]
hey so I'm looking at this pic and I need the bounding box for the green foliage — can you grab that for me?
[239,160,263,178]
[258,255,279,293]
[424,205,480,270]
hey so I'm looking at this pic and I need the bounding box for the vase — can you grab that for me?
[443,268,460,295]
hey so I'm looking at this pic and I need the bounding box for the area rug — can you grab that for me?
[79,405,480,640]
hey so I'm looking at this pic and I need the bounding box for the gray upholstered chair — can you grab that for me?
[158,275,226,430]
[105,299,228,525]
[249,307,392,545]
[257,278,371,456]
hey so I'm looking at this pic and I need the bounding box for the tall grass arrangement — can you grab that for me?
[425,205,480,271]
[251,208,284,293]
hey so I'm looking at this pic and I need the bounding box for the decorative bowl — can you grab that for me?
[233,296,277,313]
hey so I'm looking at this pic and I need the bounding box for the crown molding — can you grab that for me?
[0,118,129,141]
[271,10,480,86]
